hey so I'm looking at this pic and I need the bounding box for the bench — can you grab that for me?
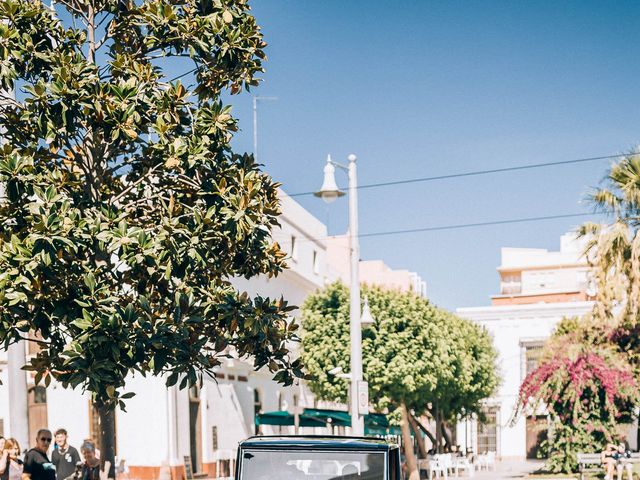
[577,452,640,480]
[577,453,602,480]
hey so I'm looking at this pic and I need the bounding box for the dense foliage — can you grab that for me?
[0,0,299,472]
[516,342,638,473]
[301,282,498,416]
[301,282,499,480]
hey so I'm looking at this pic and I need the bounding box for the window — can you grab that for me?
[525,344,544,375]
[211,426,218,451]
[312,250,320,275]
[477,406,498,454]
[240,450,386,480]
[291,235,298,261]
[501,273,521,294]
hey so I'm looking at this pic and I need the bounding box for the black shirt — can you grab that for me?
[52,446,81,480]
[81,464,100,480]
[23,449,56,480]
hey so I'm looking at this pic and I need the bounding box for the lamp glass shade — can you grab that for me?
[314,155,345,203]
[360,296,375,325]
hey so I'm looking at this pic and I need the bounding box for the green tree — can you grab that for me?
[0,0,300,474]
[430,315,499,448]
[301,282,498,480]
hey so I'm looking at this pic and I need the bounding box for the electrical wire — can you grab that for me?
[273,212,596,244]
[288,152,637,198]
[357,212,593,239]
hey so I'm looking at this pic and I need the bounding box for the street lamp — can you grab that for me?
[315,153,369,436]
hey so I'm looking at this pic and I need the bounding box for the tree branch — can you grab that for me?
[56,0,89,22]
[0,94,23,109]
[17,334,51,347]
[110,164,161,205]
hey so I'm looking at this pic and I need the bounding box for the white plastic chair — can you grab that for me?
[485,451,496,471]
[475,453,488,471]
[427,455,449,480]
[452,457,474,477]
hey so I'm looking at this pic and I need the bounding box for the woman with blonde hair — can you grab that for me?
[0,438,23,480]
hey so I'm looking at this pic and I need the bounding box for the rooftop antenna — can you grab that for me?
[252,96,277,164]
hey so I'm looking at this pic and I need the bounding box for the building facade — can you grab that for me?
[326,234,427,297]
[455,232,595,460]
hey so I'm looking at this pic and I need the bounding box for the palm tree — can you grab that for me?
[580,151,640,324]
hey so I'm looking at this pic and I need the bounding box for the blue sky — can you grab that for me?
[224,1,640,310]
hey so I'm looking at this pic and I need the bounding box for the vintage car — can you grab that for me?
[235,436,402,480]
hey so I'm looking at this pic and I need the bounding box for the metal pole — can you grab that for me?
[347,154,364,436]
[252,96,277,165]
[8,341,29,450]
[252,97,258,163]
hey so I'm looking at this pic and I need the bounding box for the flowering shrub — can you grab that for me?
[516,349,638,473]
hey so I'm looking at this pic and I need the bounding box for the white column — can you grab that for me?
[8,341,29,449]
[166,386,179,466]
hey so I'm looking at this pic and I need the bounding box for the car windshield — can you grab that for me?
[240,449,386,480]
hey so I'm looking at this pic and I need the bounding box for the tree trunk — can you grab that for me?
[435,405,442,453]
[441,420,452,452]
[409,414,437,451]
[97,403,117,479]
[407,414,428,459]
[400,402,420,480]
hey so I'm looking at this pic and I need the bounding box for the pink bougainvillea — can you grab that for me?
[516,349,639,473]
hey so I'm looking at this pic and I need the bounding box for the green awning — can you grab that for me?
[255,410,327,428]
[256,409,394,433]
[302,408,351,427]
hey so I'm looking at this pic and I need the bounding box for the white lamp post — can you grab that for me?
[315,154,371,436]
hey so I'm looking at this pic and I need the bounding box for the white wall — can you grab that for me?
[46,382,91,449]
[456,301,594,459]
[0,360,9,438]
[116,375,170,467]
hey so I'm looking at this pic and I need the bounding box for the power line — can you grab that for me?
[358,212,593,239]
[288,152,636,198]
[273,212,595,243]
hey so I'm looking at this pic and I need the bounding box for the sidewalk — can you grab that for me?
[473,460,544,479]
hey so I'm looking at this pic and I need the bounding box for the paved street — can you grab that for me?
[473,460,545,479]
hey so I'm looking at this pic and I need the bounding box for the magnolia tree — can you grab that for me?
[301,282,498,480]
[0,0,300,475]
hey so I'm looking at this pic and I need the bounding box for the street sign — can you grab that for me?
[357,380,369,415]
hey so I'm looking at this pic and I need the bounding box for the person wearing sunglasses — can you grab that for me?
[23,430,56,480]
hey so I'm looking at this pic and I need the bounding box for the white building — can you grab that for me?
[0,190,331,480]
[455,232,594,460]
[326,234,427,297]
